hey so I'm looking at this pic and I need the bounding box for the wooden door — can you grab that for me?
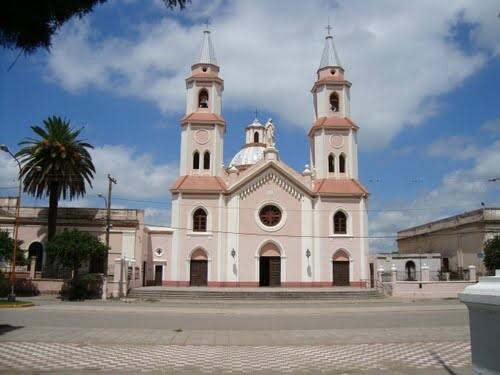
[332,261,349,286]
[369,263,374,288]
[154,265,163,286]
[269,257,281,287]
[190,260,208,286]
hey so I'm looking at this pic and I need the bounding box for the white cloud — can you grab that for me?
[481,118,500,134]
[144,207,171,226]
[369,139,500,253]
[89,145,178,200]
[0,145,177,217]
[45,0,500,150]
[0,153,19,191]
[426,136,480,160]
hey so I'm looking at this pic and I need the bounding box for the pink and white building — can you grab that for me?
[1,29,370,292]
[152,29,370,287]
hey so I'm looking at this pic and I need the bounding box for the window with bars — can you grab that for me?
[333,211,347,234]
[259,205,282,227]
[193,208,207,232]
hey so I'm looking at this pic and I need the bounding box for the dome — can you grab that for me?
[230,145,265,168]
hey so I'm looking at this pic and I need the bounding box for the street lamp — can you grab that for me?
[97,193,107,208]
[1,145,22,302]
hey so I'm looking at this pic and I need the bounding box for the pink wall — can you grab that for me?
[237,178,303,283]
[390,281,475,298]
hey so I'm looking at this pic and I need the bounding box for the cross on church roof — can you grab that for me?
[204,19,211,31]
[326,18,332,36]
[255,108,259,119]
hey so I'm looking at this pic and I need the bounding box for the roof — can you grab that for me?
[308,116,359,136]
[313,178,369,196]
[319,35,342,69]
[230,145,265,167]
[197,30,217,65]
[170,176,227,193]
[181,112,225,126]
[397,207,500,238]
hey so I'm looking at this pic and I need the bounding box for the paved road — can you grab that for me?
[0,297,471,374]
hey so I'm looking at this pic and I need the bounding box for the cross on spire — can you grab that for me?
[204,19,211,32]
[254,108,259,119]
[326,18,332,36]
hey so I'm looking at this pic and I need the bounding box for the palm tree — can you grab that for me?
[16,116,95,240]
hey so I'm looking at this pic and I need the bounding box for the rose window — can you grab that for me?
[259,205,282,227]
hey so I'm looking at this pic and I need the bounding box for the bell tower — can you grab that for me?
[309,26,359,180]
[179,27,225,177]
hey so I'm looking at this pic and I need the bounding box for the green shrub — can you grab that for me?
[60,273,102,301]
[13,279,40,297]
[0,273,40,298]
[0,273,9,298]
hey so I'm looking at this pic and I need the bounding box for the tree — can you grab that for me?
[0,230,25,266]
[484,236,500,275]
[0,0,190,55]
[46,229,108,279]
[16,116,96,240]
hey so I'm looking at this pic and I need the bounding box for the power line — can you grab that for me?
[139,223,497,240]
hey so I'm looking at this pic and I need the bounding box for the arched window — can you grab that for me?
[328,154,335,173]
[405,261,416,281]
[330,92,339,112]
[193,208,207,232]
[198,89,209,108]
[339,154,346,173]
[193,151,200,170]
[203,151,210,170]
[333,211,347,234]
[254,131,259,143]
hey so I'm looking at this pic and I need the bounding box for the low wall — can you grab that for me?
[389,281,476,298]
[32,279,64,294]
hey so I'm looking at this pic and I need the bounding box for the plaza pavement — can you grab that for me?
[0,296,472,374]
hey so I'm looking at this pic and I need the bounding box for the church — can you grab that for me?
[155,27,370,287]
[1,27,370,292]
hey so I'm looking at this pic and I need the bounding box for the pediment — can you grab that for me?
[228,162,312,201]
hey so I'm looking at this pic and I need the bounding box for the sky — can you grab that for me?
[1,0,499,253]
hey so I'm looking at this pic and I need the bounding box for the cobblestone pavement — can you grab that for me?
[0,341,470,374]
[0,298,471,373]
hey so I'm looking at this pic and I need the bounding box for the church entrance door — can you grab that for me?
[190,249,208,286]
[259,242,281,287]
[332,261,350,286]
[154,265,163,286]
[259,257,281,287]
[190,260,208,286]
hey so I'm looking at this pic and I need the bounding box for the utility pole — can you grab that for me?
[102,174,116,300]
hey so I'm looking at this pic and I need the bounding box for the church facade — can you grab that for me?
[156,29,370,287]
[1,29,370,292]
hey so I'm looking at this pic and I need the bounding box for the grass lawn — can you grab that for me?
[0,300,34,308]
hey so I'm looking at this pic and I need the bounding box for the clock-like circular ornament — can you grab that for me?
[194,129,210,145]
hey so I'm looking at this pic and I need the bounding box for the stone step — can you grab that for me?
[127,288,384,300]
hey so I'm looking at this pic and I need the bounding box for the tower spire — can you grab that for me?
[197,22,217,66]
[319,21,341,69]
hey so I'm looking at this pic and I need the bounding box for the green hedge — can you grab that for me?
[60,274,102,301]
